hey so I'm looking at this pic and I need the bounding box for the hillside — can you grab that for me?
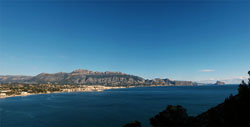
[0,69,195,86]
[0,75,32,84]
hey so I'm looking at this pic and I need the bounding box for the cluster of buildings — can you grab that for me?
[0,84,127,98]
[0,89,29,98]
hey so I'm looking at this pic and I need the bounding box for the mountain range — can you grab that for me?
[0,69,196,86]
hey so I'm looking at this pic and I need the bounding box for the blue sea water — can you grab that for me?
[0,85,238,127]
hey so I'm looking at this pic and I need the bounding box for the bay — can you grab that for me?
[0,85,238,127]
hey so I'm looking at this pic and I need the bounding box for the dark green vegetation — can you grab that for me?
[123,121,141,127]
[125,72,249,127]
[150,105,194,127]
[0,69,195,86]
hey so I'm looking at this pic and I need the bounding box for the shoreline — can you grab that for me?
[0,84,234,99]
[0,85,131,99]
[0,85,170,99]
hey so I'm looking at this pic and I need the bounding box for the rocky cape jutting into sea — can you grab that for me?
[0,69,196,86]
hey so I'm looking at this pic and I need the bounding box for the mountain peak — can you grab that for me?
[71,69,93,74]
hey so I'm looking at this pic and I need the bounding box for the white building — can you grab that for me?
[0,93,6,96]
[0,90,11,93]
[21,92,29,95]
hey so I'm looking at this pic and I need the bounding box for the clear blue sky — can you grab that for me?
[0,0,249,81]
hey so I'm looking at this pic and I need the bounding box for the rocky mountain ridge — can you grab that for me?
[0,69,196,86]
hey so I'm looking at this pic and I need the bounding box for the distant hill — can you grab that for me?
[214,81,225,85]
[0,69,195,86]
[0,75,32,84]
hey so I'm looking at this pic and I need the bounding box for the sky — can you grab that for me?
[0,0,249,83]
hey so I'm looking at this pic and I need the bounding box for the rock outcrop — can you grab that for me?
[214,81,225,85]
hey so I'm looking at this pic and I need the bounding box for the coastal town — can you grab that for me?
[0,81,225,99]
[0,84,127,98]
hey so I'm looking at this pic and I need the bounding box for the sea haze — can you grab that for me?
[0,85,238,127]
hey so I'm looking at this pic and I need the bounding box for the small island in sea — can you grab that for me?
[214,81,225,85]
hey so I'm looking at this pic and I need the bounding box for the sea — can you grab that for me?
[0,85,238,127]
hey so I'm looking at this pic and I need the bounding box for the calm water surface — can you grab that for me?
[0,85,238,127]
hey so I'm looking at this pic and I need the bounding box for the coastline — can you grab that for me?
[0,84,233,99]
[0,85,172,99]
[0,85,130,99]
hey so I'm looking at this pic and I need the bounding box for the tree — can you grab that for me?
[150,105,189,127]
[123,121,141,127]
